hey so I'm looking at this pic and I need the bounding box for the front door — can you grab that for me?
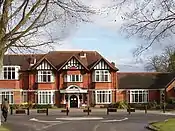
[70,95,78,108]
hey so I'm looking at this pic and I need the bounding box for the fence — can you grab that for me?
[8,104,167,116]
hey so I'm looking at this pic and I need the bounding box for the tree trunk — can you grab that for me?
[0,45,6,80]
[0,45,5,126]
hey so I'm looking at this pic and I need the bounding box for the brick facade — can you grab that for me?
[0,51,175,108]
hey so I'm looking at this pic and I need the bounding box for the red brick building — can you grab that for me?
[1,51,175,108]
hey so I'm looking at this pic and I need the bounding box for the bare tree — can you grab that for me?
[113,0,175,56]
[0,0,95,78]
[144,45,175,72]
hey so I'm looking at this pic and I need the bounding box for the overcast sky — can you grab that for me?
[19,0,168,72]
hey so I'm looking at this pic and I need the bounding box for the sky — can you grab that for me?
[51,0,154,72]
[55,23,146,72]
[8,0,167,72]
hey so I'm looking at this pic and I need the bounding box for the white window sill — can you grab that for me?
[96,102,112,104]
[94,81,111,83]
[64,81,83,83]
[36,82,54,84]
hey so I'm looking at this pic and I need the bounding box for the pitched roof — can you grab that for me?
[117,72,175,89]
[3,54,44,71]
[3,51,118,71]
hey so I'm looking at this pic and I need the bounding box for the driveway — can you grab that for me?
[3,112,174,131]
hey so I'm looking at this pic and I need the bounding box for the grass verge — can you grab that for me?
[0,126,9,131]
[152,118,175,131]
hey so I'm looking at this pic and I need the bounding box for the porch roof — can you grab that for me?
[60,85,88,93]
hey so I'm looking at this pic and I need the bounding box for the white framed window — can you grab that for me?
[3,66,20,80]
[21,91,28,103]
[95,90,112,104]
[128,90,148,103]
[94,70,111,82]
[37,91,55,104]
[37,70,54,82]
[0,91,14,104]
[64,74,82,82]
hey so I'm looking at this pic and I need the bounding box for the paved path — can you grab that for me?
[2,111,175,131]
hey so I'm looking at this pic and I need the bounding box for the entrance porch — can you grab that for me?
[60,85,88,108]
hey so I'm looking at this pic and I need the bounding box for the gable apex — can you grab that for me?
[32,57,56,70]
[58,55,89,71]
[90,58,118,71]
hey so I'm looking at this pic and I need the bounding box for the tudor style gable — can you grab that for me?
[91,59,113,82]
[36,60,53,70]
[93,59,110,70]
[61,56,87,70]
[34,59,55,83]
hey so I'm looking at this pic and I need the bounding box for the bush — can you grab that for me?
[167,97,175,104]
[147,101,161,109]
[108,103,119,108]
[33,104,52,109]
[107,101,128,109]
[117,101,128,109]
[130,103,145,110]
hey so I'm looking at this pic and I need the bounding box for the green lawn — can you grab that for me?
[152,118,175,131]
[0,126,9,131]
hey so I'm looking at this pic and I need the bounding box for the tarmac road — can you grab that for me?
[2,111,175,131]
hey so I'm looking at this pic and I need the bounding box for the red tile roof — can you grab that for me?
[3,51,118,71]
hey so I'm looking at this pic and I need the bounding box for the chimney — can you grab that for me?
[28,57,36,66]
[111,62,115,67]
[79,51,86,58]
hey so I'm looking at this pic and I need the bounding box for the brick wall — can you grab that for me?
[0,80,20,89]
[149,90,160,102]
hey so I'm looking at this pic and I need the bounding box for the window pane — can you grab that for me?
[12,72,15,79]
[96,75,99,81]
[104,75,108,81]
[96,90,111,104]
[48,75,51,82]
[45,92,48,103]
[139,94,142,102]
[72,75,75,82]
[101,71,104,81]
[109,94,111,103]
[43,75,47,82]
[76,75,79,81]
[135,94,138,102]
[37,71,52,82]
[49,93,51,104]
[131,94,135,103]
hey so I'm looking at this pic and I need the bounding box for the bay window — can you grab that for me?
[95,90,112,104]
[94,70,110,82]
[129,90,148,103]
[37,70,54,82]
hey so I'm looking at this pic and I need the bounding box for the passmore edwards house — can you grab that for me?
[0,51,175,108]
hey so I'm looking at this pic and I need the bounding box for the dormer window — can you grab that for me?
[37,70,54,83]
[94,70,111,82]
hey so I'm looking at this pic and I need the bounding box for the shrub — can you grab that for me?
[107,101,128,109]
[34,104,52,109]
[167,97,175,104]
[117,101,128,109]
[147,101,161,109]
[130,103,145,110]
